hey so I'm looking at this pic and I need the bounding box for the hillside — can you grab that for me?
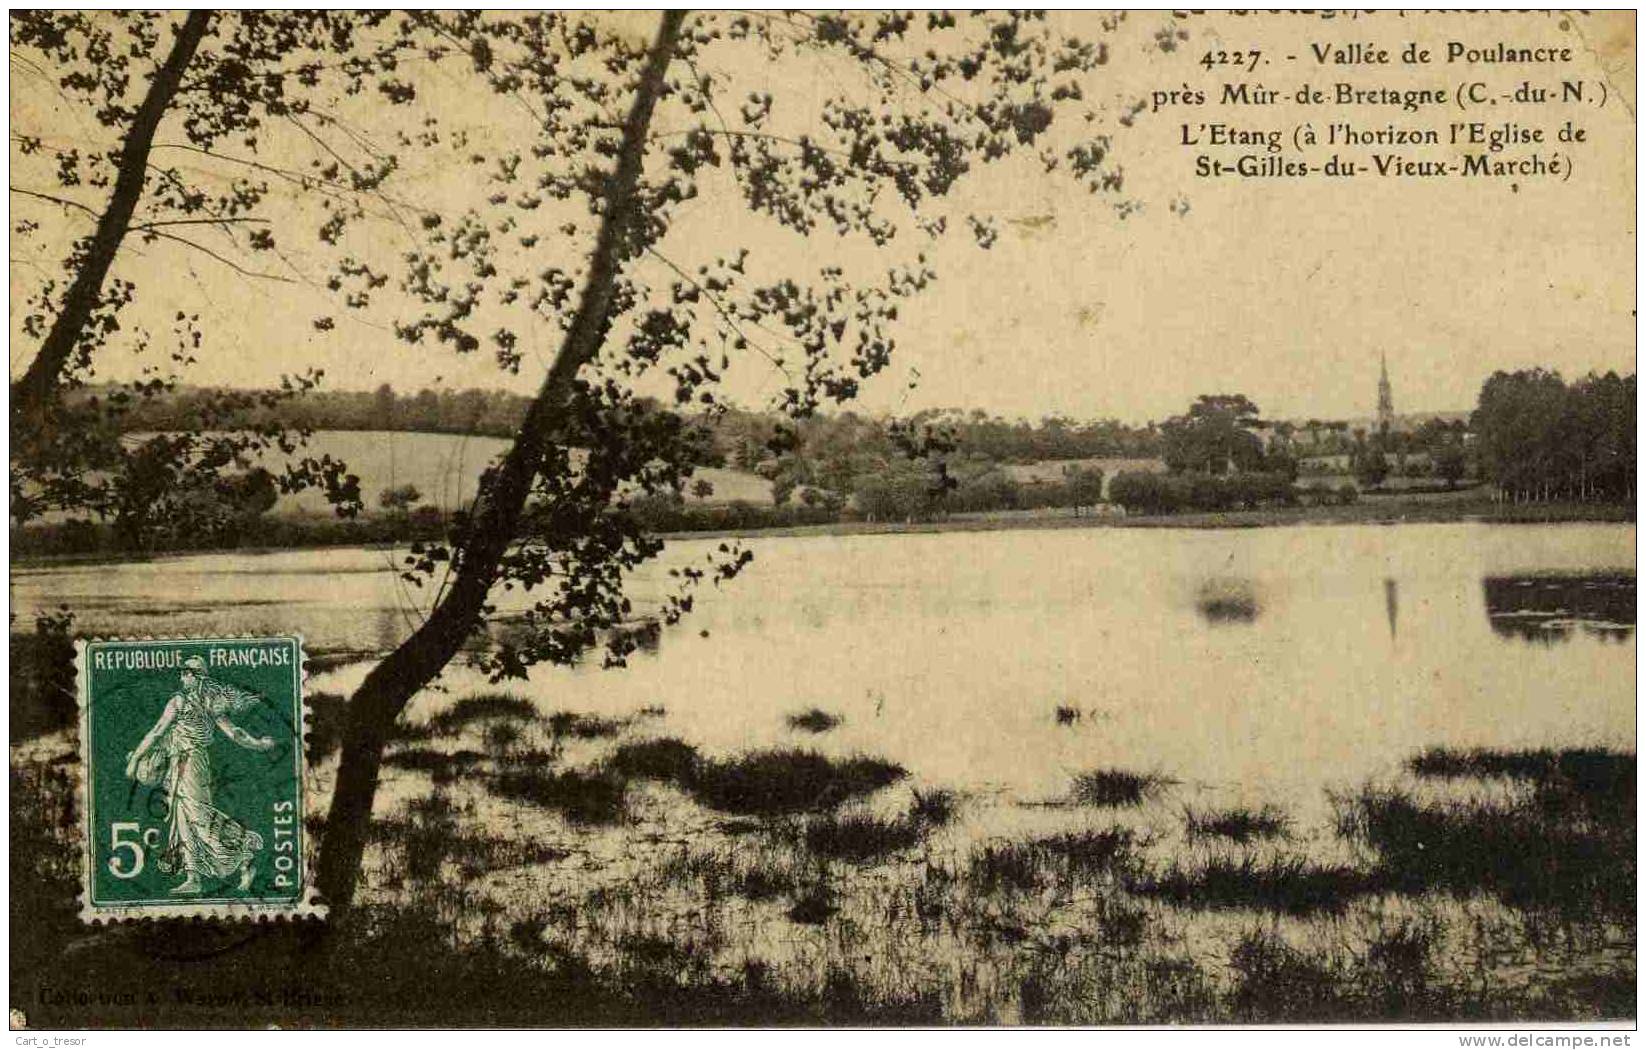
[272,432,1153,516]
[271,431,775,516]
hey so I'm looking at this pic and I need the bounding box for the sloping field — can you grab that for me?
[270,430,774,515]
[1001,457,1162,484]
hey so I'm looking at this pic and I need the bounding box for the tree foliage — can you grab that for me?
[351,9,1139,679]
[378,483,423,515]
[1471,369,1634,503]
[1108,470,1296,515]
[1160,394,1264,475]
[13,9,1171,914]
[9,11,440,547]
[1353,438,1390,489]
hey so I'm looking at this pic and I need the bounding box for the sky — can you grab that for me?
[10,11,1636,426]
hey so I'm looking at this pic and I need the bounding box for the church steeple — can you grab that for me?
[1377,351,1394,431]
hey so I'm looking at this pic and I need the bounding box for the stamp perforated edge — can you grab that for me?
[74,634,328,924]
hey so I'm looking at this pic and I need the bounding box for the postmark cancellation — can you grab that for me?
[74,637,323,922]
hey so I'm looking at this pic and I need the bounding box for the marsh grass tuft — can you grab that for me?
[1226,929,1346,1021]
[787,708,844,733]
[8,739,1638,1025]
[910,787,959,826]
[687,749,906,816]
[1183,803,1290,843]
[615,933,697,975]
[967,829,1137,894]
[788,883,838,925]
[967,841,1043,894]
[655,847,799,903]
[372,797,570,881]
[483,721,523,755]
[547,711,628,739]
[1071,769,1173,807]
[370,794,461,884]
[388,719,436,744]
[1335,782,1633,916]
[735,864,795,902]
[1338,747,1635,920]
[382,747,486,783]
[1135,855,1369,916]
[1408,746,1634,823]
[1358,919,1441,1013]
[1409,745,1630,785]
[1224,920,1486,1022]
[607,737,701,782]
[803,811,924,862]
[10,619,77,742]
[818,967,942,1024]
[426,693,539,736]
[477,736,907,824]
[490,766,627,825]
[1199,596,1259,623]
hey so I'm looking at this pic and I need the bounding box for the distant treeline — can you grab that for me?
[92,383,538,438]
[11,510,451,559]
[709,407,1162,467]
[694,408,1154,521]
[32,370,1630,556]
[1106,471,1343,515]
[850,462,1109,522]
[640,460,1110,528]
[1471,370,1634,503]
[84,383,1166,468]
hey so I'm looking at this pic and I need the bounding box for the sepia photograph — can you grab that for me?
[7,8,1638,1030]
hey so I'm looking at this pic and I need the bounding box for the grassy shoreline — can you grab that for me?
[12,708,1635,1026]
[11,495,1635,569]
[657,496,1633,542]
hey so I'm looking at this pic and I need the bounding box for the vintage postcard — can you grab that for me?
[8,7,1637,1033]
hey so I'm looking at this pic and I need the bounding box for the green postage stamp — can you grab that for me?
[76,637,322,921]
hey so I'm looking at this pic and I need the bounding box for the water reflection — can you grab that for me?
[1482,573,1636,644]
[1196,578,1260,625]
[12,524,1635,816]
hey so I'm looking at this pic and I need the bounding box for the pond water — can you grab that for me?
[13,522,1635,818]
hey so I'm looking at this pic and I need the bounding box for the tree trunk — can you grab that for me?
[314,9,686,917]
[11,10,212,431]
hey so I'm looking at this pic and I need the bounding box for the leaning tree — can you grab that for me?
[12,10,1175,914]
[9,11,442,545]
[308,8,1177,912]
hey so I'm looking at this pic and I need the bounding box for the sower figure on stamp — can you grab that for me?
[125,655,275,894]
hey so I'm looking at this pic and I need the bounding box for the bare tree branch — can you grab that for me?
[138,228,295,284]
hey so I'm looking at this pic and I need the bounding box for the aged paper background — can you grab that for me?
[10,11,1635,418]
[9,9,1638,1029]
